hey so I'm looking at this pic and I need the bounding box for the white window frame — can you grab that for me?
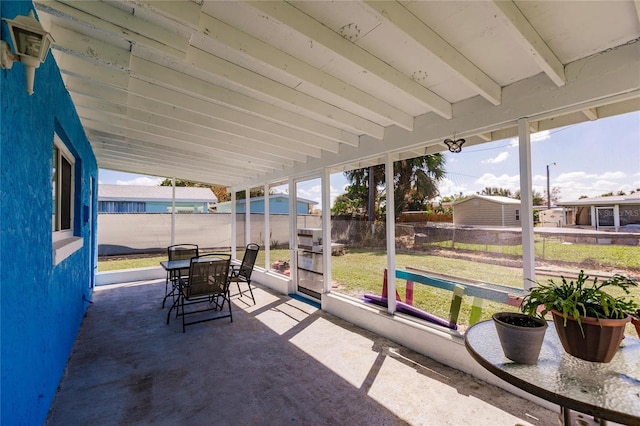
[52,134,82,265]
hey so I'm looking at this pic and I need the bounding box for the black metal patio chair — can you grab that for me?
[163,244,199,308]
[176,253,232,332]
[229,243,259,305]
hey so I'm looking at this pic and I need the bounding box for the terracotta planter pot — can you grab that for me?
[551,310,631,363]
[493,312,548,364]
[632,316,640,337]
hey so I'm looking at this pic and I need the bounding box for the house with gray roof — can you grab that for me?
[98,185,218,213]
[556,194,640,231]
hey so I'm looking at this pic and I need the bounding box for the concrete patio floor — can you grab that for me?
[46,279,559,426]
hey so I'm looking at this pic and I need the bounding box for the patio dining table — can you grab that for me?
[160,259,193,323]
[465,320,640,426]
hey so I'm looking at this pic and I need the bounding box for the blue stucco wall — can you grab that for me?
[0,1,98,424]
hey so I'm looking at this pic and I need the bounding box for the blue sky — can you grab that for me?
[100,111,640,205]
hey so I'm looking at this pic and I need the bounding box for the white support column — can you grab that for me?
[386,153,397,314]
[264,183,270,270]
[518,118,536,289]
[322,168,331,295]
[289,179,297,289]
[170,177,176,245]
[245,187,251,247]
[231,190,237,259]
[591,206,596,229]
[613,205,620,231]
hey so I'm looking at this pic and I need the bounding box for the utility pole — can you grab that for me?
[546,162,556,209]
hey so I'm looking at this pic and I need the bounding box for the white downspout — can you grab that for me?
[518,118,536,289]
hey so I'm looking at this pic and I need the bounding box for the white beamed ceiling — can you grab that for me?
[33,0,640,189]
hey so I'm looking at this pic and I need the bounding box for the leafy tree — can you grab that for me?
[159,178,230,202]
[514,189,545,206]
[479,187,512,197]
[335,154,446,221]
[211,185,230,202]
[601,191,614,197]
[160,178,204,187]
[441,192,466,203]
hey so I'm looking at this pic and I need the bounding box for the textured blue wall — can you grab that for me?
[0,1,98,424]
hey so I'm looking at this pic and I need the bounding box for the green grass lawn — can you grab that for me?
[98,246,639,333]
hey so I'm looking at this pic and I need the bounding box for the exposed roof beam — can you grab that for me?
[88,131,275,176]
[477,133,492,142]
[126,79,341,153]
[197,12,414,130]
[128,56,360,147]
[246,42,639,189]
[46,24,130,70]
[363,1,501,106]
[247,0,452,119]
[582,108,598,121]
[185,45,385,138]
[77,99,320,162]
[491,0,566,87]
[36,0,187,57]
[95,155,238,185]
[81,118,296,170]
[92,141,256,177]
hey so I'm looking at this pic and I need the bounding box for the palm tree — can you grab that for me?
[337,154,446,221]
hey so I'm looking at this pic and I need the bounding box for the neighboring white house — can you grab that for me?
[215,194,317,214]
[452,195,521,227]
[98,185,218,213]
[538,208,566,228]
[556,194,640,232]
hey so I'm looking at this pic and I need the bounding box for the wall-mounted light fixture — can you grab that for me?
[444,133,465,153]
[1,10,54,95]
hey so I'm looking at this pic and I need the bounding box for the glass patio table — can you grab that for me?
[161,258,193,321]
[464,320,640,426]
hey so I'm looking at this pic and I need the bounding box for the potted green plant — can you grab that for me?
[520,270,638,363]
[492,312,548,364]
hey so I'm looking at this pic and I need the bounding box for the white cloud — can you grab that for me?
[532,130,551,142]
[554,170,634,201]
[482,151,509,164]
[437,177,471,198]
[507,130,552,147]
[473,173,520,192]
[116,177,163,186]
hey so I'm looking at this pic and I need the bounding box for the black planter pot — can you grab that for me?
[493,312,548,365]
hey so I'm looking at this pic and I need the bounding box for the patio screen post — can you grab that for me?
[322,168,331,295]
[288,179,296,291]
[264,183,270,270]
[231,190,236,259]
[385,153,397,314]
[518,118,536,289]
[171,177,175,246]
[245,186,250,247]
